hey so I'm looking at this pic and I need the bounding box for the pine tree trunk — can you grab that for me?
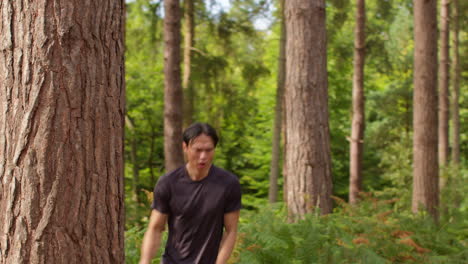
[438,0,450,167]
[183,0,195,128]
[164,0,185,172]
[284,0,333,219]
[349,0,366,205]
[451,0,460,164]
[0,1,125,263]
[412,0,439,222]
[268,0,286,204]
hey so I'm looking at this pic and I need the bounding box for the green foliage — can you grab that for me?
[235,191,468,264]
[125,222,168,264]
[125,226,147,264]
[124,3,468,262]
[125,181,468,263]
[125,0,166,229]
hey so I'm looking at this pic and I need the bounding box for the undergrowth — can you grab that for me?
[233,166,468,264]
[125,166,467,264]
[233,196,467,264]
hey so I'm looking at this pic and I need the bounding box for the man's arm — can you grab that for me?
[139,210,168,264]
[216,210,240,264]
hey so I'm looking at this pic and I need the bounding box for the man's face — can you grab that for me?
[183,134,215,171]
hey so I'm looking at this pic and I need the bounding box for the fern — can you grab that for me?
[234,192,467,264]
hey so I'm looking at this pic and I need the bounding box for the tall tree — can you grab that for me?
[438,0,450,166]
[284,0,333,218]
[412,0,439,221]
[451,0,461,164]
[164,0,185,172]
[0,1,125,263]
[268,0,286,203]
[183,0,195,128]
[349,0,366,205]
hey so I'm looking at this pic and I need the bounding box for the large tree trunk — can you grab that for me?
[284,0,333,219]
[451,0,460,164]
[164,0,185,172]
[349,0,366,205]
[0,1,125,263]
[268,0,286,204]
[412,0,439,222]
[438,0,450,167]
[183,0,195,128]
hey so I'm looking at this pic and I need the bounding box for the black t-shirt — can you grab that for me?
[152,165,242,264]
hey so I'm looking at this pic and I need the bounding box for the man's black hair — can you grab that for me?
[183,122,219,147]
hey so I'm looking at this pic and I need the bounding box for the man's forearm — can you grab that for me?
[139,228,163,264]
[216,230,237,264]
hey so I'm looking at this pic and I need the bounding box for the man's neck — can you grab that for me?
[186,164,211,181]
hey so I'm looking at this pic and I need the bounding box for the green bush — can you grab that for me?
[125,223,167,264]
[235,191,467,264]
[125,165,468,264]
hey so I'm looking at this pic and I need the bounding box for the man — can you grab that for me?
[140,123,242,264]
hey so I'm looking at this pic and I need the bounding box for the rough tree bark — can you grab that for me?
[451,0,460,164]
[164,0,185,172]
[268,0,286,204]
[349,0,366,205]
[182,0,195,128]
[412,0,439,221]
[284,0,333,219]
[438,0,450,167]
[0,1,125,263]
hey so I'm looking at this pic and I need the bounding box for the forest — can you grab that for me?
[0,0,466,263]
[123,0,467,263]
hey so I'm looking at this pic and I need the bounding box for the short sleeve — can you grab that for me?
[151,178,171,214]
[224,179,242,213]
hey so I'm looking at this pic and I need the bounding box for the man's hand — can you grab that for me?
[139,210,168,264]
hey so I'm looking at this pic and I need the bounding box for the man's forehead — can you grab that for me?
[189,134,215,146]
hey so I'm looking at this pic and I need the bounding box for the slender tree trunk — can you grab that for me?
[149,1,161,59]
[125,116,140,203]
[131,137,140,202]
[183,0,195,128]
[438,0,450,167]
[412,0,439,222]
[451,0,460,164]
[405,92,412,138]
[349,0,366,205]
[148,124,156,184]
[268,0,286,204]
[284,0,333,219]
[164,0,185,172]
[0,1,125,263]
